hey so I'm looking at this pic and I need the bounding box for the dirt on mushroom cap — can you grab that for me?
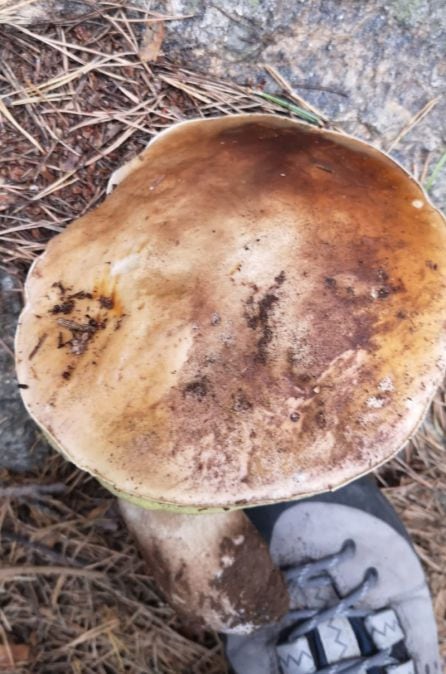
[15,115,446,510]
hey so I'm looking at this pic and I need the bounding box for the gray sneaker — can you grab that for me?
[225,477,441,674]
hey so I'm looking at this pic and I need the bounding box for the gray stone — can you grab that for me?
[156,0,446,209]
[0,270,49,472]
[0,0,94,24]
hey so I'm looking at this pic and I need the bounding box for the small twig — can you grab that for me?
[0,483,65,498]
[84,114,147,166]
[419,151,432,185]
[0,624,14,667]
[386,97,440,153]
[1,531,84,567]
[0,565,104,580]
[30,169,77,201]
[59,618,120,651]
[425,150,446,192]
[414,544,443,574]
[28,333,47,360]
[105,13,194,23]
[263,64,337,128]
[158,73,212,104]
[0,337,14,360]
[393,456,435,490]
[210,3,261,31]
[34,6,107,26]
[254,91,321,125]
[57,318,96,333]
[0,98,44,153]
[292,81,347,98]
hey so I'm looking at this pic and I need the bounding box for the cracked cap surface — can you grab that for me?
[15,115,446,510]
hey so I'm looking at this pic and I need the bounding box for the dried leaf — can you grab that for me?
[0,643,30,669]
[138,21,165,62]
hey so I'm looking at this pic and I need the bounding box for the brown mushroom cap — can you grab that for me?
[15,114,446,511]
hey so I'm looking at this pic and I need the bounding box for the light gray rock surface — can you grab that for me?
[157,0,446,208]
[0,270,48,471]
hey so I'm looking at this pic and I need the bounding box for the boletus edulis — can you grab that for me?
[15,115,446,633]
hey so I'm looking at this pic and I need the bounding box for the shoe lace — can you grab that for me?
[280,540,399,674]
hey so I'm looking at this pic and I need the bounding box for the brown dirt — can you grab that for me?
[213,522,289,627]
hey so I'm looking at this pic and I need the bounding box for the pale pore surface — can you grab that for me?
[16,115,446,509]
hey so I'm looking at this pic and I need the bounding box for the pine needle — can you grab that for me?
[387,97,440,152]
[254,91,321,125]
[425,150,446,192]
[0,98,44,153]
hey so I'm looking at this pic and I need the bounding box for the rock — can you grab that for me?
[0,0,94,24]
[156,0,446,209]
[0,270,49,471]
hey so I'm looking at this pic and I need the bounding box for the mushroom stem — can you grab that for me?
[119,500,289,634]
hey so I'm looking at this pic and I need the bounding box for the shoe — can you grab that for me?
[225,476,441,674]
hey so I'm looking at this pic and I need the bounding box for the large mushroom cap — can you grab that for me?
[16,114,446,511]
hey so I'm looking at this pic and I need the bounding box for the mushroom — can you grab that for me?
[15,115,446,632]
